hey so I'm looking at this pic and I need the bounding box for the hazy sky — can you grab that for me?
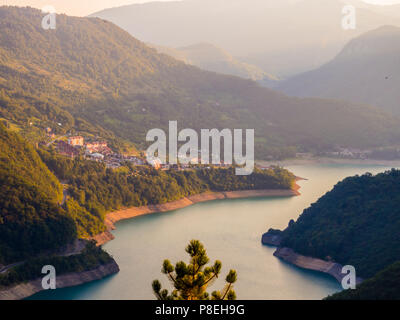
[2,0,400,17]
[1,1,177,16]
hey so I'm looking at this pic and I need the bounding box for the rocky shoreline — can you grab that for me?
[93,188,300,246]
[0,260,119,300]
[262,230,363,285]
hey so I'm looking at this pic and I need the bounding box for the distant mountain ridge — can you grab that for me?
[278,25,400,114]
[90,0,400,77]
[151,42,277,82]
[1,6,400,160]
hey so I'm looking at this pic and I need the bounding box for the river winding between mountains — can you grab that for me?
[30,164,398,300]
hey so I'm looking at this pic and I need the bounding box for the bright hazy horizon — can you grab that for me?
[2,0,400,17]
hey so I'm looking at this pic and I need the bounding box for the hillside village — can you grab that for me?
[41,126,146,169]
[47,128,400,169]
[45,129,233,171]
[55,135,145,169]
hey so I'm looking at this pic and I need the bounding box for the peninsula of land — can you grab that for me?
[262,231,363,285]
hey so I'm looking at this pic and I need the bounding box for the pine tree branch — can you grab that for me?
[221,283,232,300]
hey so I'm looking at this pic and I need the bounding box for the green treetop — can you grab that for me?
[152,240,237,300]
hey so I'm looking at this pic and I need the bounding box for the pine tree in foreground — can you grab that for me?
[152,240,237,300]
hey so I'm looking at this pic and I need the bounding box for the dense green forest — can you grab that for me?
[1,7,400,159]
[0,123,116,290]
[325,261,400,300]
[0,123,76,264]
[0,242,113,288]
[0,124,111,265]
[280,170,400,278]
[39,147,295,220]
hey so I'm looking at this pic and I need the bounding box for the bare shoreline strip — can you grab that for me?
[93,188,300,246]
[262,232,363,285]
[274,247,346,283]
[273,247,363,286]
[0,261,119,300]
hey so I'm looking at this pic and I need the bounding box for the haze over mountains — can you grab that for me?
[278,26,400,115]
[1,3,400,301]
[363,3,400,19]
[90,0,400,78]
[151,42,277,82]
[1,6,400,160]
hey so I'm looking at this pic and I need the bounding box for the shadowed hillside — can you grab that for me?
[278,26,400,115]
[280,170,400,279]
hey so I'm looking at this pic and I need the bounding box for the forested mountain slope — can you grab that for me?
[1,7,400,159]
[0,123,76,264]
[0,121,296,265]
[280,170,400,279]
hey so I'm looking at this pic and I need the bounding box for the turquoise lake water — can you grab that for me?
[30,164,397,300]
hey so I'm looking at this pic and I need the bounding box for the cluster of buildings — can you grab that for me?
[146,153,231,171]
[55,140,80,158]
[85,141,112,156]
[146,148,234,170]
[67,136,111,157]
[52,134,232,171]
[324,147,372,159]
[54,135,144,169]
[67,136,84,147]
[295,148,374,160]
